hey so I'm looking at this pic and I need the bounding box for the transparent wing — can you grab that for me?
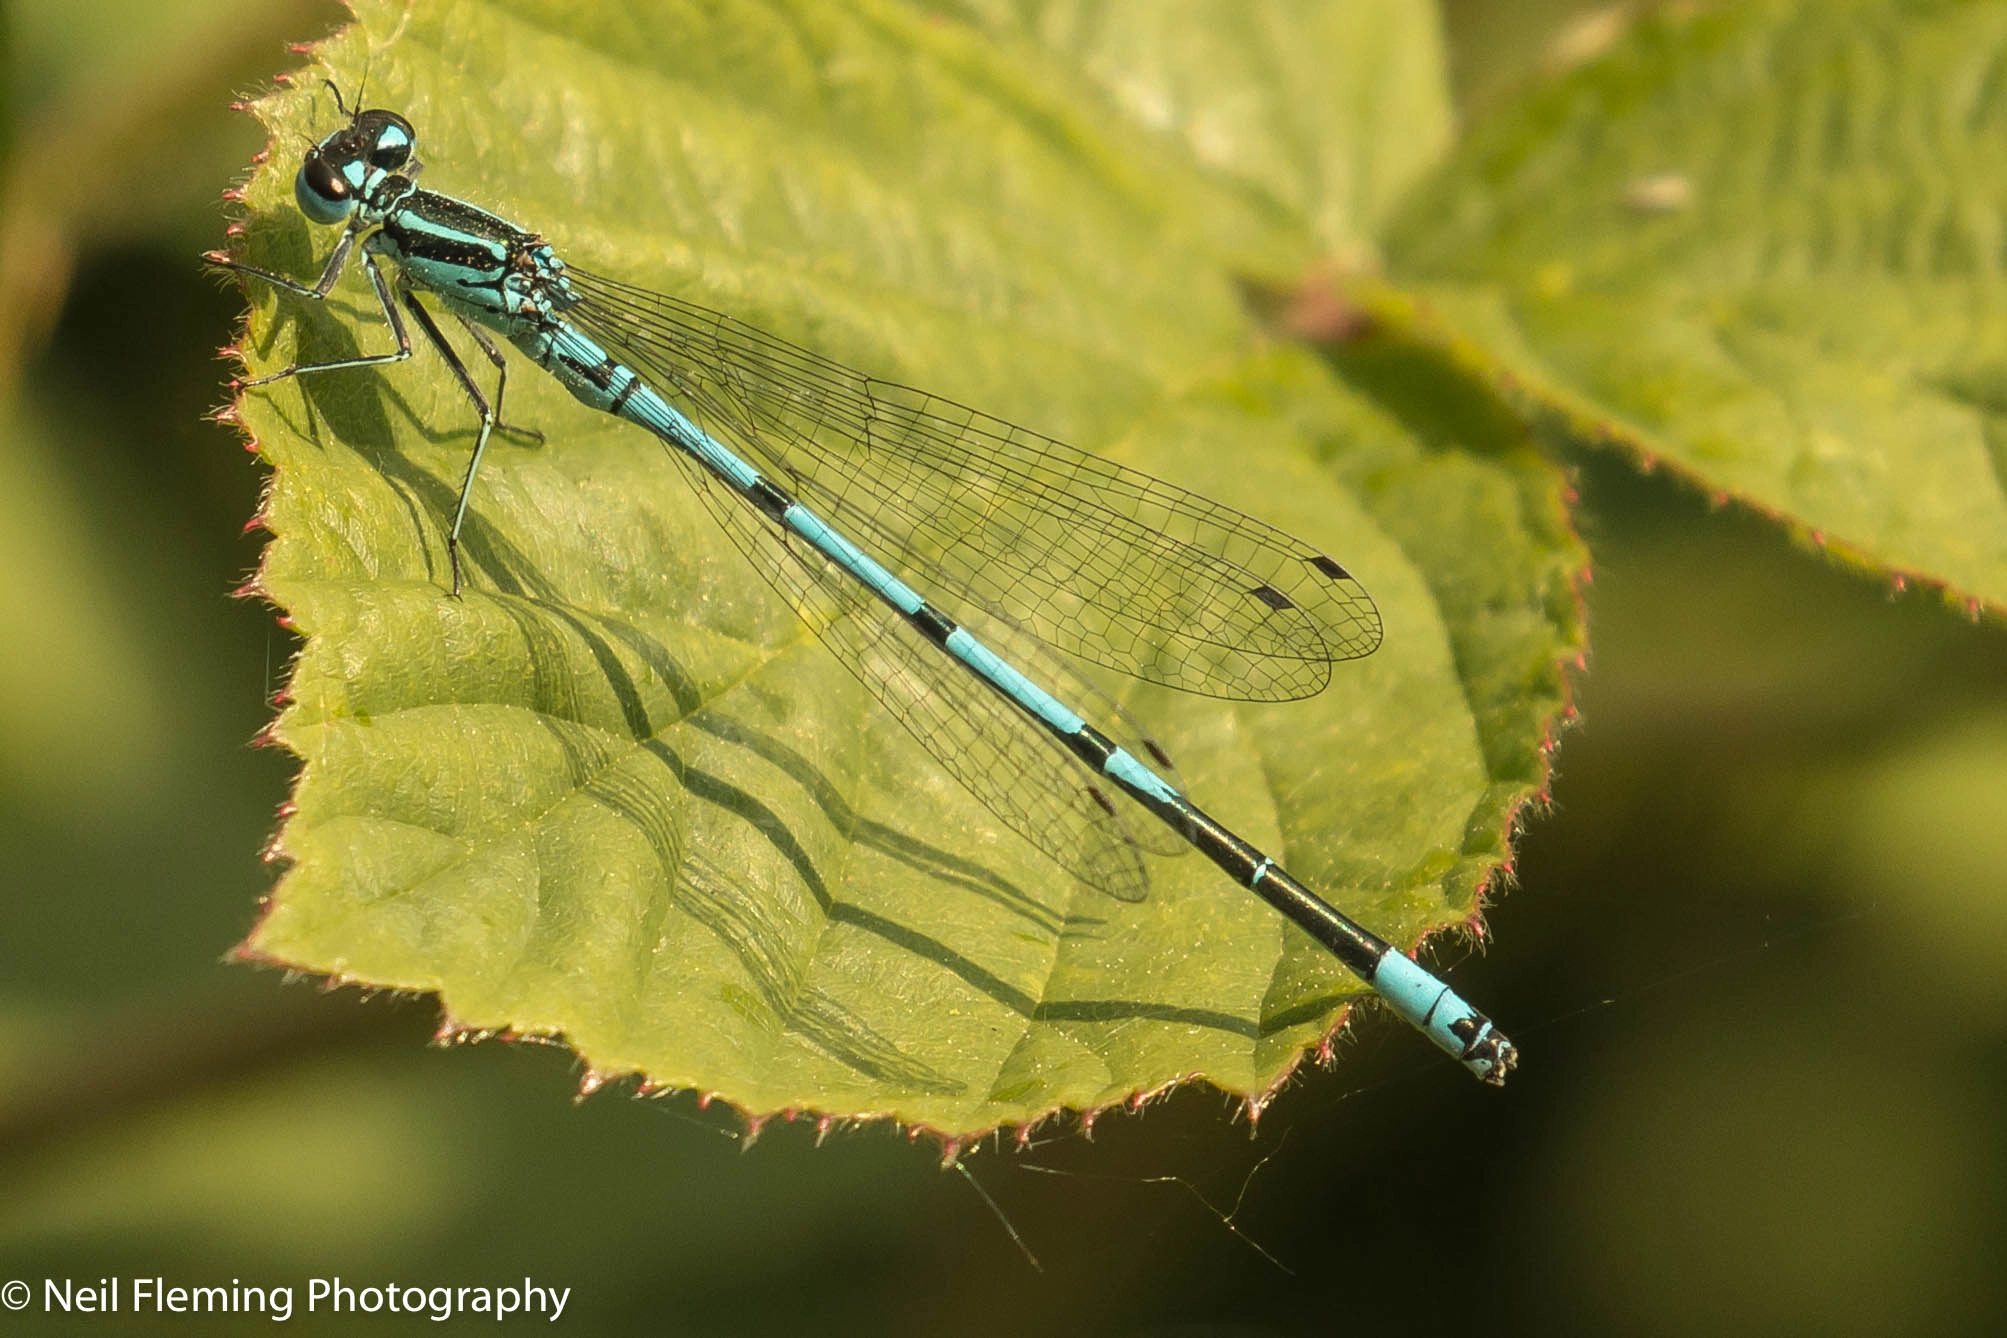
[958,608,1192,860]
[565,271,1382,703]
[652,375,1153,902]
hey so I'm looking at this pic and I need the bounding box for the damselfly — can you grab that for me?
[212,92,1517,1084]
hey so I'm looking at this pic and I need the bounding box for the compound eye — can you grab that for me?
[295,151,354,225]
[367,113,416,170]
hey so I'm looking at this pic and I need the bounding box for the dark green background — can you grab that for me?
[3,1,2003,1332]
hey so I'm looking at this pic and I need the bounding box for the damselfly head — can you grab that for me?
[293,108,416,226]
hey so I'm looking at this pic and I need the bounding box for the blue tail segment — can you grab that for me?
[209,101,1517,1084]
[1368,951,1515,1082]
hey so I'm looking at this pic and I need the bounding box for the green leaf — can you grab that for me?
[228,0,1577,1133]
[1383,0,2007,617]
[927,0,1454,255]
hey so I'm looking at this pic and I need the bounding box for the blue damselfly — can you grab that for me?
[212,93,1516,1084]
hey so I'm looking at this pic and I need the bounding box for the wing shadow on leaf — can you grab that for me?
[484,598,1328,1046]
[677,854,968,1096]
[514,595,1091,935]
[496,597,671,741]
[681,712,1072,934]
[1031,999,1262,1038]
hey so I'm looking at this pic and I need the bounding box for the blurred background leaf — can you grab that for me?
[2,0,2003,1333]
[932,0,1454,256]
[1388,0,2007,613]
